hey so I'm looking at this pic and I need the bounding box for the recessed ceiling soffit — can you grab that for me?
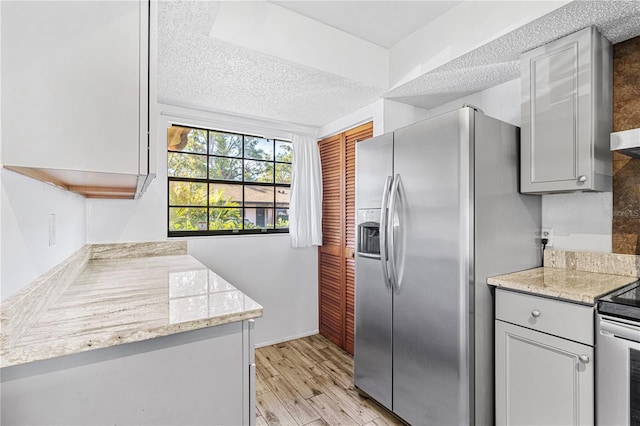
[158,1,640,126]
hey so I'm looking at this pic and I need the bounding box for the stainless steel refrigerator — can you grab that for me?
[354,106,541,425]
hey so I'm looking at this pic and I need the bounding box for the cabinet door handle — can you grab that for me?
[531,310,541,318]
[577,175,587,182]
[578,355,590,364]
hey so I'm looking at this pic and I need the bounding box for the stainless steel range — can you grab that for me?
[597,281,640,426]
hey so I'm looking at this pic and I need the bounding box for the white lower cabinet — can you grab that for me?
[1,321,256,426]
[495,289,594,425]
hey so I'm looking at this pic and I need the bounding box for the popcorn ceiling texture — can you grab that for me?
[385,1,640,109]
[159,0,219,37]
[158,1,640,126]
[158,1,384,127]
[385,62,520,108]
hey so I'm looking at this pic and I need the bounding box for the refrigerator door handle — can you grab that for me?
[396,176,407,292]
[387,174,404,294]
[379,176,393,293]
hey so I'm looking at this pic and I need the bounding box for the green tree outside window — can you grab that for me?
[167,125,291,235]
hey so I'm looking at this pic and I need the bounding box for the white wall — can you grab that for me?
[425,78,612,253]
[188,235,318,347]
[318,99,385,139]
[87,104,319,345]
[424,78,522,126]
[382,99,430,132]
[86,178,166,243]
[318,98,430,140]
[542,192,612,252]
[1,169,87,301]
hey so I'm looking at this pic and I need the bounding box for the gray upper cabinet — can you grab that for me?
[520,26,612,194]
[1,0,156,199]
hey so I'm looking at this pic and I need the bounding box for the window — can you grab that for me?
[167,125,292,236]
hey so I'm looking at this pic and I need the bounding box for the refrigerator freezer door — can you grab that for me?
[355,133,394,209]
[354,132,394,410]
[354,256,393,409]
[392,109,472,425]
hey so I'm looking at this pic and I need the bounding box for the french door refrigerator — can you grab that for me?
[354,106,541,425]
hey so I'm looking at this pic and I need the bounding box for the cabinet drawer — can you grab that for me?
[496,289,593,345]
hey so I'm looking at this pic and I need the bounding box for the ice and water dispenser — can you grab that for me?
[357,209,380,258]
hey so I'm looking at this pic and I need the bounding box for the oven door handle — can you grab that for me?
[600,319,640,343]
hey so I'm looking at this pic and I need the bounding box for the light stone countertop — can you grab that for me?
[487,267,638,305]
[1,254,262,368]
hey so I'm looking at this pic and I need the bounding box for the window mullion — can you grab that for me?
[242,135,246,230]
[272,139,276,229]
[206,129,210,232]
[168,125,289,236]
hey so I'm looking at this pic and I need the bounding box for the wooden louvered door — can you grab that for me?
[318,122,373,355]
[318,132,344,351]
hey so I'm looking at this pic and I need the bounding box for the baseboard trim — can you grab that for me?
[255,329,320,348]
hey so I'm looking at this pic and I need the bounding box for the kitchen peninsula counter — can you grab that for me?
[0,242,263,368]
[1,241,261,425]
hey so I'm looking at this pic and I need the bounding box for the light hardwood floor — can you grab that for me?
[255,334,404,426]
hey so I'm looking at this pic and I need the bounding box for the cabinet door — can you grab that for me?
[521,27,611,193]
[2,1,146,176]
[496,320,594,425]
[1,323,246,425]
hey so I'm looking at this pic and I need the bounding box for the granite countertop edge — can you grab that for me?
[1,307,263,368]
[487,266,638,305]
[1,242,263,369]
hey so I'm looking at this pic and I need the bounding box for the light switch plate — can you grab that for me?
[49,213,56,246]
[541,227,553,247]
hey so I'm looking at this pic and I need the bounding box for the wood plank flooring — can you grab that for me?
[255,334,403,426]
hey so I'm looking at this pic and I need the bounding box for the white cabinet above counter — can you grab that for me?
[520,26,612,194]
[1,0,157,199]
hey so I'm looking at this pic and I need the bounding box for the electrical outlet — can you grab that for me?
[49,214,56,246]
[541,227,553,247]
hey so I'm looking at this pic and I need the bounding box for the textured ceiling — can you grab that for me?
[384,0,640,109]
[271,1,462,48]
[158,1,640,129]
[157,1,384,127]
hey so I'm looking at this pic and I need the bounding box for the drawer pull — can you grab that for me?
[578,355,590,364]
[531,310,541,318]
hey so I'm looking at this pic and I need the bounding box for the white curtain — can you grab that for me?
[289,134,322,248]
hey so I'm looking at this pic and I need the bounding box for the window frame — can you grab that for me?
[167,124,292,237]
